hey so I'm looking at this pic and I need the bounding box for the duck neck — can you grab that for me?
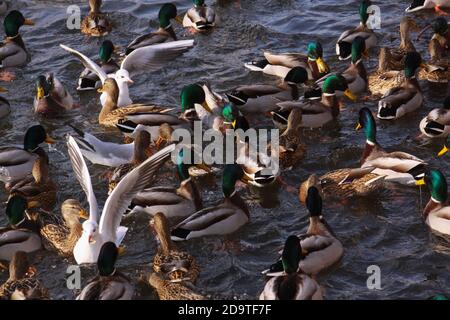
[156,218,173,255]
[321,93,340,118]
[90,0,102,13]
[99,93,118,123]
[423,197,444,219]
[227,191,250,217]
[159,26,177,40]
[400,26,415,51]
[178,178,203,211]
[405,76,421,91]
[308,59,320,79]
[361,140,376,165]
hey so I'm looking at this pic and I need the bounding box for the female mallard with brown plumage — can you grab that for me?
[0,251,49,300]
[419,95,450,139]
[150,212,200,283]
[81,0,112,37]
[368,16,421,96]
[260,236,323,300]
[148,272,205,300]
[263,187,343,276]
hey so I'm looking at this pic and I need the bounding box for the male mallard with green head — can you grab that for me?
[81,0,112,37]
[260,235,323,300]
[0,10,33,68]
[33,73,76,116]
[342,36,369,95]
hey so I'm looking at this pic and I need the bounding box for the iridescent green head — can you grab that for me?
[359,0,372,25]
[6,195,27,226]
[99,40,114,63]
[36,75,53,99]
[358,107,376,144]
[351,36,366,63]
[4,10,34,37]
[432,17,448,36]
[23,125,52,151]
[284,67,308,85]
[97,242,118,277]
[419,170,448,203]
[307,41,324,60]
[404,51,422,78]
[281,235,302,274]
[193,0,205,6]
[158,3,178,29]
[222,164,244,197]
[322,74,349,95]
[180,84,205,112]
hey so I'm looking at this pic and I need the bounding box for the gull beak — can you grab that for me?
[344,89,357,102]
[438,145,448,156]
[79,209,89,220]
[316,57,329,74]
[195,163,211,172]
[355,123,362,131]
[415,178,426,186]
[88,235,95,244]
[0,87,7,93]
[24,19,35,26]
[174,15,184,24]
[126,77,134,85]
[118,246,126,256]
[37,86,45,99]
[45,134,57,144]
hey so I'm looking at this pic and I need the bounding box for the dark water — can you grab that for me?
[0,0,449,300]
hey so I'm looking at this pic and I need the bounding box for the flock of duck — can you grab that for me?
[0,0,449,300]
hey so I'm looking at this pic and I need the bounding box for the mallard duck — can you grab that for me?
[368,17,420,96]
[78,40,119,91]
[336,0,377,60]
[60,40,194,108]
[226,67,309,114]
[244,41,330,81]
[150,212,200,282]
[67,136,174,264]
[420,96,450,138]
[405,0,450,14]
[378,52,424,120]
[148,272,205,300]
[33,73,75,116]
[107,131,152,194]
[81,0,112,37]
[0,125,56,184]
[263,187,343,276]
[127,148,205,219]
[0,251,49,300]
[125,3,182,55]
[259,236,323,300]
[438,134,449,155]
[357,107,427,185]
[77,242,134,300]
[8,157,57,211]
[171,164,250,241]
[299,168,385,203]
[183,0,215,31]
[0,88,10,119]
[340,36,369,94]
[273,74,356,129]
[416,170,450,235]
[0,196,42,261]
[0,10,33,68]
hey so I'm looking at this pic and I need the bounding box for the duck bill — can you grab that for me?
[316,57,329,74]
[45,134,57,144]
[174,15,184,24]
[355,123,362,131]
[438,145,449,156]
[37,86,45,99]
[415,178,426,186]
[344,89,357,102]
[24,19,35,26]
[0,87,7,93]
[117,246,126,256]
[79,209,89,220]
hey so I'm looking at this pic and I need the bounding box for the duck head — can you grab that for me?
[4,10,34,38]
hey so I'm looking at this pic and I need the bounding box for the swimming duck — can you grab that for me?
[405,0,450,15]
[0,125,56,185]
[245,41,330,81]
[0,88,10,119]
[150,212,200,283]
[438,134,449,155]
[127,148,205,219]
[0,251,49,300]
[67,135,174,264]
[368,17,420,96]
[357,107,427,185]
[77,40,119,91]
[341,36,369,95]
[0,10,33,68]
[33,73,76,116]
[30,199,86,257]
[419,96,450,139]
[336,0,377,60]
[171,164,250,241]
[263,187,343,276]
[226,67,308,114]
[377,52,424,120]
[183,0,216,31]
[8,157,57,211]
[107,131,152,194]
[299,167,385,203]
[273,74,356,129]
[77,242,134,300]
[259,235,323,300]
[0,196,42,262]
[60,39,194,108]
[125,3,182,55]
[416,170,450,235]
[276,108,306,169]
[81,0,112,37]
[148,272,205,300]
